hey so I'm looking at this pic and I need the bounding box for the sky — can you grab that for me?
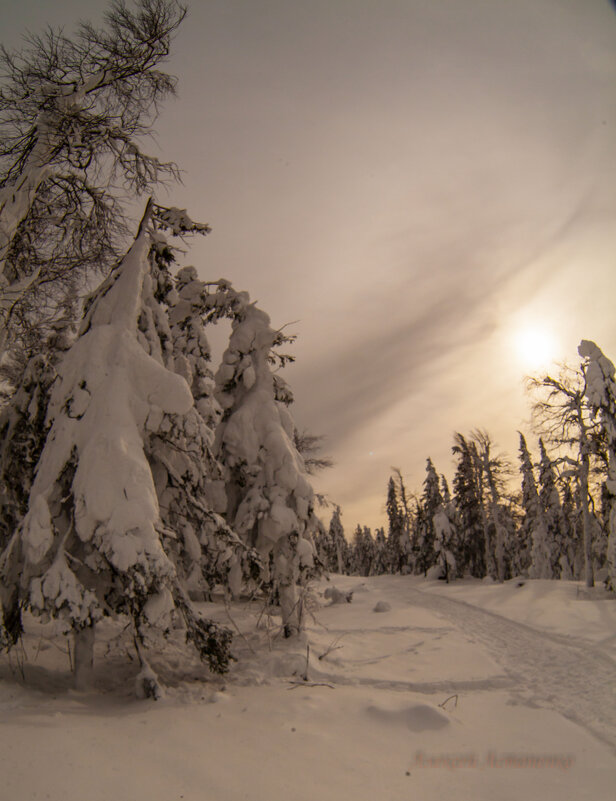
[3,0,616,532]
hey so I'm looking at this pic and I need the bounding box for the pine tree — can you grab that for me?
[0,205,232,690]
[560,478,584,580]
[578,340,616,590]
[350,525,376,577]
[472,430,509,582]
[533,439,566,579]
[213,291,315,634]
[386,475,411,573]
[517,433,542,577]
[415,459,442,576]
[327,506,349,575]
[373,526,388,575]
[432,476,458,582]
[312,515,334,573]
[452,434,485,577]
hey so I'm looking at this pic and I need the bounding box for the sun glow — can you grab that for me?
[512,325,558,371]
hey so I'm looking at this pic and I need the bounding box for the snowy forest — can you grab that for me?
[1,4,616,800]
[316,388,616,589]
[0,0,615,708]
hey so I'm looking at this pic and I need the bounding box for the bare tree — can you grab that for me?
[0,0,186,352]
[528,365,603,587]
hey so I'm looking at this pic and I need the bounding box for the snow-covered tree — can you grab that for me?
[452,434,485,577]
[386,475,411,574]
[326,506,349,575]
[472,430,509,582]
[350,525,376,577]
[0,204,232,690]
[135,226,250,604]
[432,476,457,582]
[0,323,73,554]
[560,477,584,580]
[517,433,541,576]
[532,439,566,579]
[213,291,315,634]
[578,340,616,590]
[372,526,388,575]
[528,365,603,587]
[415,459,442,576]
[0,0,185,350]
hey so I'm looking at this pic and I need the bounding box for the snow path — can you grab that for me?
[393,583,616,754]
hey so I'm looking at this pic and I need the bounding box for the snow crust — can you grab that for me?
[1,575,615,801]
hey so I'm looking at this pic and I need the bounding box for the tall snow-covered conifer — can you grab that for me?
[214,292,315,634]
[578,340,616,590]
[0,204,232,689]
[517,433,542,576]
[415,459,442,576]
[452,434,485,577]
[432,475,458,581]
[533,439,566,579]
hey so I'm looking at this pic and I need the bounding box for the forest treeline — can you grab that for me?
[315,357,616,592]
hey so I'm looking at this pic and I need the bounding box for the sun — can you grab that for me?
[512,325,557,371]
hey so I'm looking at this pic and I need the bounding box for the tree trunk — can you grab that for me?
[73,622,96,690]
[578,449,595,588]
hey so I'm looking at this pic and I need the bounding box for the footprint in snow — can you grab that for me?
[366,702,450,732]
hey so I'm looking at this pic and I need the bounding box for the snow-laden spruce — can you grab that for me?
[0,204,232,690]
[143,244,251,602]
[214,293,315,635]
[0,322,73,555]
[578,339,616,591]
[432,476,458,582]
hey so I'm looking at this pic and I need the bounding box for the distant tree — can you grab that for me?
[452,433,485,577]
[432,476,458,582]
[528,365,603,587]
[517,433,541,576]
[386,475,411,573]
[533,439,568,579]
[372,526,388,575]
[471,430,510,582]
[415,458,442,575]
[350,525,376,577]
[138,226,248,603]
[327,506,349,575]
[560,477,584,580]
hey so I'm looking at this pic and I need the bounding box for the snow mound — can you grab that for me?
[366,702,450,732]
[373,601,391,613]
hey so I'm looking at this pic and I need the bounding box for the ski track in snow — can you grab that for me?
[397,584,616,754]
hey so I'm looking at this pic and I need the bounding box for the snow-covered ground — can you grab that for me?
[1,576,615,801]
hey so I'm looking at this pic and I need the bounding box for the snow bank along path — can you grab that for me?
[394,581,616,754]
